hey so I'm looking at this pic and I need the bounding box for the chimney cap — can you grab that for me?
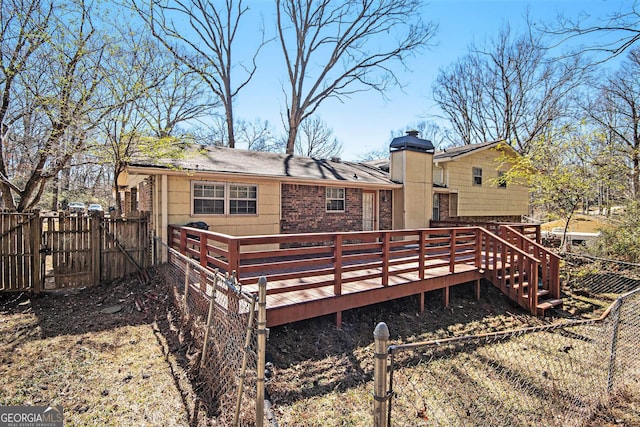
[389,130,435,153]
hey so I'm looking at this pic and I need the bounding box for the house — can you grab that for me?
[119,133,528,244]
[119,144,399,245]
[431,140,528,223]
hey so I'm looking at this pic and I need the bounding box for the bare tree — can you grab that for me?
[132,0,265,148]
[581,47,640,199]
[97,27,215,212]
[295,116,342,158]
[390,121,451,150]
[277,0,437,154]
[433,24,586,155]
[0,0,112,211]
[546,1,640,61]
[236,118,280,152]
[143,61,219,139]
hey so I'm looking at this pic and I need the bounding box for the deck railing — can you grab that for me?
[431,220,541,243]
[477,227,541,313]
[168,225,547,315]
[499,225,561,301]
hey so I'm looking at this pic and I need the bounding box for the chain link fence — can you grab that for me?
[157,240,266,426]
[374,267,640,426]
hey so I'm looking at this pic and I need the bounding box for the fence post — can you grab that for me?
[373,322,390,427]
[184,262,191,308]
[256,276,267,427]
[90,213,102,285]
[234,292,258,426]
[31,211,42,293]
[607,298,623,396]
[200,274,218,370]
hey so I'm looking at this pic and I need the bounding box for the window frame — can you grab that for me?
[497,171,508,188]
[326,187,346,212]
[192,181,225,215]
[191,181,258,216]
[432,194,440,221]
[472,167,483,186]
[229,184,258,215]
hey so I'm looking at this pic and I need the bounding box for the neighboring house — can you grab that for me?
[431,140,528,223]
[119,133,528,243]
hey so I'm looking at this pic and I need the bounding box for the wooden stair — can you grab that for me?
[495,264,563,316]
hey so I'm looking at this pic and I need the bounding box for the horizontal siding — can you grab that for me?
[166,175,280,236]
[444,149,528,217]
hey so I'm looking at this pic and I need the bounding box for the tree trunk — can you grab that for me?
[51,172,59,211]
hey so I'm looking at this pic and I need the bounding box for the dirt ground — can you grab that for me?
[1,267,637,426]
[0,268,213,426]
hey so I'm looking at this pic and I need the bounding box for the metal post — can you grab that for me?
[184,263,191,308]
[373,322,390,427]
[200,275,218,370]
[234,294,258,426]
[256,277,268,427]
[607,299,623,396]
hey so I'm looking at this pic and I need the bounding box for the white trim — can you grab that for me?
[161,174,168,261]
[326,187,346,212]
[190,180,258,216]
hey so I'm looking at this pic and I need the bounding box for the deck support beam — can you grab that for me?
[336,311,342,329]
[474,279,481,300]
[442,286,450,308]
[419,292,425,312]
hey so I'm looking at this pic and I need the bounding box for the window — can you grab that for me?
[472,167,483,186]
[497,171,507,188]
[193,182,225,214]
[326,187,345,211]
[192,182,257,215]
[229,185,257,214]
[432,194,440,221]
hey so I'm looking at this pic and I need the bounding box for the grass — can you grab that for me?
[540,214,609,233]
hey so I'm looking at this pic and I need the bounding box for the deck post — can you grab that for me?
[256,277,267,427]
[474,279,481,300]
[418,230,426,280]
[442,286,450,308]
[474,228,482,270]
[199,232,208,269]
[336,311,342,329]
[373,322,389,427]
[419,292,425,313]
[449,228,457,273]
[228,238,240,276]
[382,232,390,286]
[334,234,343,295]
[179,228,187,255]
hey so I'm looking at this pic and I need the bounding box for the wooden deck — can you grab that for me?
[168,224,561,327]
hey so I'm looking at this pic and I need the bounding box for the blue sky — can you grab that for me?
[231,0,629,160]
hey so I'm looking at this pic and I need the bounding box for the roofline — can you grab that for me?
[124,165,403,190]
[434,140,516,163]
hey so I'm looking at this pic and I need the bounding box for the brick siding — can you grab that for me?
[281,184,393,234]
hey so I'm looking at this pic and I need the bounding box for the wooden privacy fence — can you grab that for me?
[0,211,41,292]
[1,210,150,292]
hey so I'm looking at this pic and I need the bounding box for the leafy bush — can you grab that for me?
[591,202,640,263]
